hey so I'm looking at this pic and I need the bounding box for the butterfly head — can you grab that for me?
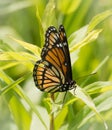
[68,80,76,90]
[61,80,76,92]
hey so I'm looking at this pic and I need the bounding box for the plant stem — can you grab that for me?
[50,93,54,130]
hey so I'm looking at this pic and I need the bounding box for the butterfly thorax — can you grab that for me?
[59,80,76,92]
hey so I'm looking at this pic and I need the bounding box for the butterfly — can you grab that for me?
[33,25,76,93]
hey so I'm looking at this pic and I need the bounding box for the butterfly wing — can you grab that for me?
[59,25,72,80]
[41,25,72,81]
[33,60,65,92]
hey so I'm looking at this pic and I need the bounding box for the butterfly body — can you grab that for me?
[33,25,76,93]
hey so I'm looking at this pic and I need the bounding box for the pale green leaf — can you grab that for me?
[70,29,102,52]
[94,90,112,112]
[0,40,14,51]
[42,0,57,30]
[0,51,37,70]
[36,4,44,45]
[9,96,31,130]
[0,71,31,130]
[77,90,112,130]
[85,81,112,94]
[0,72,30,95]
[0,61,18,70]
[0,51,38,62]
[57,0,81,14]
[88,9,112,33]
[0,1,33,15]
[81,55,110,86]
[70,86,108,130]
[74,86,96,110]
[54,107,68,130]
[0,70,47,129]
[68,25,88,47]
[9,36,41,56]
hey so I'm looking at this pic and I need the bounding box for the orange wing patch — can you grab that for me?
[45,47,67,77]
[33,60,65,92]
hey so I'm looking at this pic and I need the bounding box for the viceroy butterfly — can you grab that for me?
[33,25,76,93]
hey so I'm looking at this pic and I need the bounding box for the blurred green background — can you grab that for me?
[0,0,112,130]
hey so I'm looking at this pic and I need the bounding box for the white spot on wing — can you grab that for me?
[63,42,67,46]
[59,43,62,47]
[56,44,59,47]
[46,33,49,37]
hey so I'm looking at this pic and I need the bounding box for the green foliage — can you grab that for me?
[0,0,112,130]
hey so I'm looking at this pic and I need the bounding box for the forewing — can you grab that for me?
[59,25,72,80]
[41,26,68,79]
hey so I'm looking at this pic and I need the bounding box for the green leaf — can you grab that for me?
[0,72,30,95]
[57,0,81,14]
[0,1,33,15]
[88,9,112,33]
[42,0,57,30]
[68,25,88,47]
[74,86,97,112]
[0,51,40,71]
[77,90,112,130]
[85,81,112,94]
[0,71,31,130]
[54,107,68,130]
[0,51,37,70]
[94,90,112,112]
[36,3,44,46]
[64,0,93,32]
[81,55,110,86]
[0,60,18,70]
[70,29,102,52]
[69,86,108,130]
[9,36,41,56]
[9,96,31,130]
[68,10,112,66]
[0,40,14,51]
[0,70,47,129]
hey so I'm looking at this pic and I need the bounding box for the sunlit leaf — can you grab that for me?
[57,0,81,14]
[0,72,30,95]
[70,29,102,52]
[54,107,68,130]
[0,61,18,70]
[0,1,33,15]
[85,81,112,94]
[0,70,47,129]
[36,3,44,46]
[88,9,112,33]
[9,96,31,130]
[0,40,14,51]
[81,56,110,86]
[0,71,31,130]
[68,25,88,47]
[0,51,38,70]
[69,86,108,130]
[42,0,57,30]
[9,36,41,56]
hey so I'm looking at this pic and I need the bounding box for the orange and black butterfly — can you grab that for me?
[33,25,76,93]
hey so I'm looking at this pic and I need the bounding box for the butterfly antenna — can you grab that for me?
[75,72,97,80]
